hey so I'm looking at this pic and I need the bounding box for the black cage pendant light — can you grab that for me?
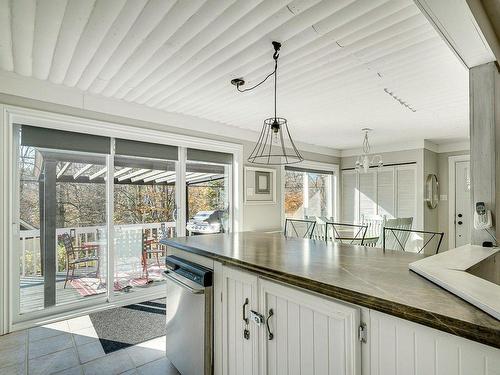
[231,42,303,165]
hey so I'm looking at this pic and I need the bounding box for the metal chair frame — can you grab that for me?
[324,222,368,245]
[382,227,444,253]
[284,218,317,239]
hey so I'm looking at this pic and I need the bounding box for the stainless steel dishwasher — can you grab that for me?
[165,255,213,375]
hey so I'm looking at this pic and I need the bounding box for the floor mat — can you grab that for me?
[89,299,166,354]
[69,267,166,297]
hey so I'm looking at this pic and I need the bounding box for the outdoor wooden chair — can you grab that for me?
[142,229,167,280]
[61,233,100,288]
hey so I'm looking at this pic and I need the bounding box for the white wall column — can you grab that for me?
[469,62,500,245]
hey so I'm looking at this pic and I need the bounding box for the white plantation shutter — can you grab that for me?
[358,171,377,217]
[377,167,395,218]
[341,164,417,224]
[341,171,357,223]
[396,166,417,220]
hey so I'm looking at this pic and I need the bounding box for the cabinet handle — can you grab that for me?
[242,298,249,324]
[266,308,274,340]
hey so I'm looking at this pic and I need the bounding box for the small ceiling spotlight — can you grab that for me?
[384,88,417,112]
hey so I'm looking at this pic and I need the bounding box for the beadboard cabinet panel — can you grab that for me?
[259,279,361,375]
[368,310,500,375]
[222,266,259,375]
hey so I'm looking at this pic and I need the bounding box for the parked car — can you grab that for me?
[186,210,225,235]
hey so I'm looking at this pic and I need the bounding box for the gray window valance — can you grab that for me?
[20,125,111,154]
[187,148,232,165]
[285,166,334,175]
[115,139,178,161]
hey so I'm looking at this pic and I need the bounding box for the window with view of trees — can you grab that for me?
[284,167,333,219]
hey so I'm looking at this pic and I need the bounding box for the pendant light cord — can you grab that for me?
[274,56,278,119]
[236,48,280,117]
[236,68,275,92]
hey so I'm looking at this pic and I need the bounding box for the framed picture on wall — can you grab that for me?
[244,166,276,204]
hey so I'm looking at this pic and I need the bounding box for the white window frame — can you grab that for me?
[2,105,243,332]
[281,161,340,227]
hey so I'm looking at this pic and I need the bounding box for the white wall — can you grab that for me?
[0,93,339,233]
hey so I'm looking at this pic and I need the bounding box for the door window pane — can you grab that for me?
[113,155,176,295]
[17,126,108,314]
[186,161,230,235]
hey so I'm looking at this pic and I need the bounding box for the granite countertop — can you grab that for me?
[161,232,500,349]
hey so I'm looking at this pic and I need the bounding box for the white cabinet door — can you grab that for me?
[369,310,500,375]
[376,167,395,218]
[259,279,361,375]
[222,266,259,375]
[359,171,377,219]
[396,166,416,220]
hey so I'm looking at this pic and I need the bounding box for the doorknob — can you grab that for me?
[458,213,462,218]
[458,221,463,225]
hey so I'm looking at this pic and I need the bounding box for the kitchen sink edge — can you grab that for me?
[409,244,500,321]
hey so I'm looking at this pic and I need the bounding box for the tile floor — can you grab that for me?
[0,315,179,375]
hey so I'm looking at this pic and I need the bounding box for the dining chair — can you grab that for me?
[284,218,317,239]
[381,226,444,254]
[308,217,330,240]
[360,214,385,246]
[61,233,100,288]
[324,222,368,245]
[377,217,413,250]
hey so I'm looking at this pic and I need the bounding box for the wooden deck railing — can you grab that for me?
[19,222,176,276]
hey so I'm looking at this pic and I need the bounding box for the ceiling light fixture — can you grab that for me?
[355,128,383,173]
[384,88,417,112]
[231,41,303,165]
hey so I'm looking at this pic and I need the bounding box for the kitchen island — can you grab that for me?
[162,232,500,375]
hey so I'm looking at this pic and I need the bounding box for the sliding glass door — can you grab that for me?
[113,140,178,295]
[10,118,237,323]
[15,125,110,314]
[185,148,232,236]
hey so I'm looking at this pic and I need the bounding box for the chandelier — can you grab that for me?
[355,128,383,173]
[231,42,303,165]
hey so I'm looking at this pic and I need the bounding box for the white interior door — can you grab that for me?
[454,160,471,247]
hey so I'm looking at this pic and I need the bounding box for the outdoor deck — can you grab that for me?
[20,271,166,313]
[20,275,82,313]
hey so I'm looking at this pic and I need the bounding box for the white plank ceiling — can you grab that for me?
[0,0,469,149]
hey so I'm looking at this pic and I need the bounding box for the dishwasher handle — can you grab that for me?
[165,271,205,294]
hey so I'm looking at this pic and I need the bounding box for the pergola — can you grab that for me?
[34,149,225,307]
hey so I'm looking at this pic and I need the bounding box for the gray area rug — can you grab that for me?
[89,298,166,353]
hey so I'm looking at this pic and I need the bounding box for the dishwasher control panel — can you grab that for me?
[166,255,213,286]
